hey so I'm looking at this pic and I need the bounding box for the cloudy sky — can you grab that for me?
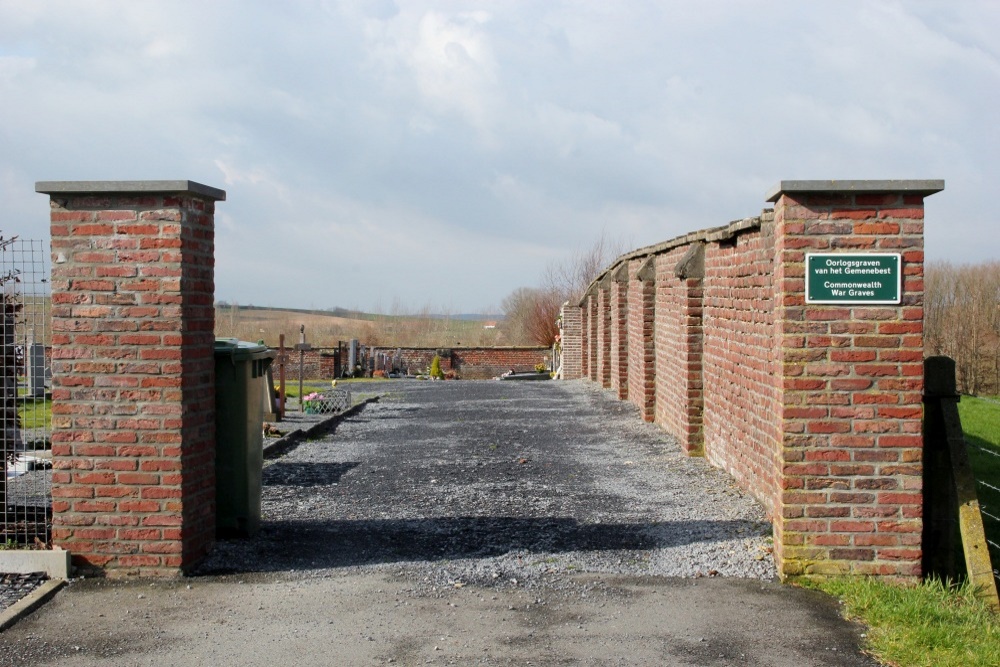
[1,1,997,312]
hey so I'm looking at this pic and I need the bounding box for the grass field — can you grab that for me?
[215,305,507,348]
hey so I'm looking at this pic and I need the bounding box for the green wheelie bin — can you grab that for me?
[214,338,275,537]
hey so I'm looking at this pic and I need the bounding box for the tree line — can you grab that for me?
[925,260,1000,396]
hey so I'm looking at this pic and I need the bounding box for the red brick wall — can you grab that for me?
[585,294,601,381]
[560,180,942,581]
[626,260,655,421]
[273,349,337,381]
[654,247,702,451]
[560,304,583,380]
[609,275,629,399]
[703,227,779,512]
[596,287,611,388]
[42,181,223,577]
[459,347,550,378]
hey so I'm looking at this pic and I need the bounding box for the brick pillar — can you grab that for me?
[559,303,583,380]
[768,179,942,580]
[609,265,629,400]
[580,296,590,378]
[587,293,598,382]
[676,244,705,456]
[38,180,224,577]
[627,258,656,421]
[596,285,612,388]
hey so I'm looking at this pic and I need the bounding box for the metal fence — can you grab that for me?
[1,239,51,546]
[301,388,352,414]
[968,439,1000,590]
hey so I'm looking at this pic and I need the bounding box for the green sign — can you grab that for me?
[805,253,901,304]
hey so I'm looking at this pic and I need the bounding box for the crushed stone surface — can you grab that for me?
[1,380,884,667]
[196,379,778,587]
[0,573,47,613]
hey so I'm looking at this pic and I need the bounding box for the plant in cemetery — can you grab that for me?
[430,355,444,380]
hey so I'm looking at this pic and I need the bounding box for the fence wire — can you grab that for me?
[967,440,1000,590]
[1,239,51,546]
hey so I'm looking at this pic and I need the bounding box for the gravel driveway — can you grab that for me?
[198,378,776,583]
[0,379,879,666]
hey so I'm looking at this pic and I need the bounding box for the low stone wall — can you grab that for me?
[452,347,551,380]
[273,346,550,382]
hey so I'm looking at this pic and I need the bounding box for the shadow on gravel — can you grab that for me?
[194,516,764,575]
[264,462,361,486]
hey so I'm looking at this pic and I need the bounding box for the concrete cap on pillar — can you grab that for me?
[765,179,944,203]
[35,180,226,201]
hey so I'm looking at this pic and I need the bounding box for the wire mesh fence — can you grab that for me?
[301,388,352,414]
[967,440,1000,590]
[1,238,51,546]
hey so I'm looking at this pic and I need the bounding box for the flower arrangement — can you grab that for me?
[302,392,326,413]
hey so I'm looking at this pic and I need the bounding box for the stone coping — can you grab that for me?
[765,179,944,202]
[578,178,945,303]
[580,212,770,303]
[35,180,226,201]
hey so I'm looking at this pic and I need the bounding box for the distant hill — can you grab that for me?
[223,304,502,322]
[214,304,508,347]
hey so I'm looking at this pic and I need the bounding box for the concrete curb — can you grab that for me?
[0,579,65,632]
[0,548,72,579]
[263,396,381,460]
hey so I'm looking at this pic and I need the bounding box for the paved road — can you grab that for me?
[0,380,880,666]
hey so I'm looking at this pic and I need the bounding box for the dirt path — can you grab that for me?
[0,380,880,666]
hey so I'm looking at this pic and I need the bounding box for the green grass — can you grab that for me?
[16,397,51,430]
[960,394,1000,443]
[279,380,383,409]
[281,381,332,399]
[332,376,393,383]
[959,395,1000,583]
[807,577,1000,667]
[959,395,1000,472]
[800,397,1000,667]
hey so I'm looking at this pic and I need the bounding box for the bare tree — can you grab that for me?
[543,231,627,304]
[500,287,537,345]
[501,232,627,346]
[215,302,242,338]
[924,260,1000,395]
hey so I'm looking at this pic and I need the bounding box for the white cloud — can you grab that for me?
[363,7,502,135]
[1,1,998,310]
[0,55,35,79]
[214,159,274,188]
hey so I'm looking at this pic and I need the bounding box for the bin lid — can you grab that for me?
[214,338,274,361]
